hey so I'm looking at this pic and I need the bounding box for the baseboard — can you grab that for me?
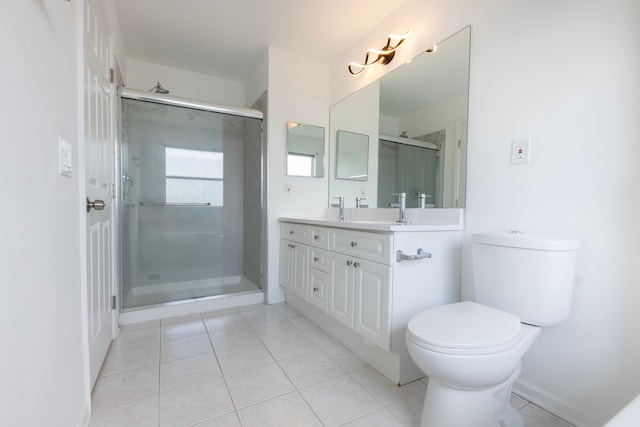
[514,379,602,427]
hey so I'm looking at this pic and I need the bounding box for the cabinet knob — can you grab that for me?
[289,230,294,235]
[314,257,320,262]
[291,243,296,248]
[314,235,320,240]
[346,260,353,266]
[350,241,357,247]
[313,287,319,292]
[354,262,360,268]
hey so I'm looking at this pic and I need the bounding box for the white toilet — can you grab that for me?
[406,232,579,427]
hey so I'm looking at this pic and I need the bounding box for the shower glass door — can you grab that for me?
[120,98,263,309]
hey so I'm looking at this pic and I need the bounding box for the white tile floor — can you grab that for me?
[90,303,576,427]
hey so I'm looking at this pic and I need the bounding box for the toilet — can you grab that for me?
[406,232,580,427]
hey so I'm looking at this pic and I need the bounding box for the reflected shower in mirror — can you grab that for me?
[287,122,325,177]
[329,26,470,208]
[336,130,369,181]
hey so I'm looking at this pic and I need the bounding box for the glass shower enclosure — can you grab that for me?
[118,90,264,309]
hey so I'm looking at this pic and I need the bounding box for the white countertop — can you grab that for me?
[279,208,464,232]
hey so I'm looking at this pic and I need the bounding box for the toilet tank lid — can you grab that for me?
[472,232,580,251]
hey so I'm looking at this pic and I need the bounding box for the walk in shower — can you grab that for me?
[118,89,264,310]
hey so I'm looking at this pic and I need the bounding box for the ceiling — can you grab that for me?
[112,0,406,82]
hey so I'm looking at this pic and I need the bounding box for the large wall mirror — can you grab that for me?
[287,122,325,177]
[329,26,470,208]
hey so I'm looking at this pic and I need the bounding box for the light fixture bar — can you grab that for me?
[348,30,412,76]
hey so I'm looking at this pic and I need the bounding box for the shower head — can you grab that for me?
[150,82,170,94]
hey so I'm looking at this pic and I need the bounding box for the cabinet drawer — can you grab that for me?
[329,229,392,265]
[280,222,310,244]
[309,248,329,273]
[309,226,329,249]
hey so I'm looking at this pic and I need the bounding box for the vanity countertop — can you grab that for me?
[279,208,464,232]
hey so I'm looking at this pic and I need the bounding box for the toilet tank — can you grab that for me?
[472,232,580,327]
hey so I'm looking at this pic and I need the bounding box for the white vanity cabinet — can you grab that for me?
[278,216,462,385]
[280,223,330,303]
[279,223,310,299]
[327,229,392,350]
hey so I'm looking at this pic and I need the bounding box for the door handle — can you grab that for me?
[86,198,106,213]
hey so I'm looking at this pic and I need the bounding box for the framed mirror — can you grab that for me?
[329,26,470,208]
[336,130,369,181]
[287,122,325,177]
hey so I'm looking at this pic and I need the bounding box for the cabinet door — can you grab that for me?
[291,243,309,299]
[279,239,293,290]
[327,252,354,328]
[308,268,330,312]
[354,259,391,350]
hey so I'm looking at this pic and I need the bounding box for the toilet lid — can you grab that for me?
[407,301,522,354]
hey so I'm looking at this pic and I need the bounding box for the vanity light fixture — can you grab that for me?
[348,30,412,76]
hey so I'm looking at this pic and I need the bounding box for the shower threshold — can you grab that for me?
[123,275,261,310]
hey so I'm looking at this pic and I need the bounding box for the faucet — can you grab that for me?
[332,196,345,221]
[391,192,408,223]
[356,197,367,208]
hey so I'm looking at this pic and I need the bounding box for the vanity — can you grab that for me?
[279,208,463,385]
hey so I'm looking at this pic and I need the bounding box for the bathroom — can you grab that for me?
[3,0,639,426]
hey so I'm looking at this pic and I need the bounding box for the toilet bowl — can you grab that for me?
[406,302,541,427]
[405,232,579,427]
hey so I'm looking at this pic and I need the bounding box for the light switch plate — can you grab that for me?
[59,137,72,177]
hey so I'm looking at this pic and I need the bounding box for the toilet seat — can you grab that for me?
[407,301,522,355]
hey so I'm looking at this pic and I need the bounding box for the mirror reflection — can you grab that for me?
[329,26,470,208]
[336,130,369,181]
[287,122,325,177]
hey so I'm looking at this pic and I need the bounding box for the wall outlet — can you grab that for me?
[511,138,531,165]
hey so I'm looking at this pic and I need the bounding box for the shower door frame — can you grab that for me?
[116,87,265,311]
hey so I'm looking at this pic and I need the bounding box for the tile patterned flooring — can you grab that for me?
[90,303,575,427]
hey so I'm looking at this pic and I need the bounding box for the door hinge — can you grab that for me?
[111,295,117,310]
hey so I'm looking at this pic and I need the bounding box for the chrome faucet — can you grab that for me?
[332,196,345,221]
[356,197,367,208]
[391,192,408,223]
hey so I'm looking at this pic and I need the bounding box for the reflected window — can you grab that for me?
[287,152,315,177]
[165,147,223,205]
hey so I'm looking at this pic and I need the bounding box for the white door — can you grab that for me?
[84,0,115,389]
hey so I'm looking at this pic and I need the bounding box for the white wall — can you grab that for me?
[0,1,88,426]
[265,46,331,303]
[331,0,640,424]
[125,58,246,107]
